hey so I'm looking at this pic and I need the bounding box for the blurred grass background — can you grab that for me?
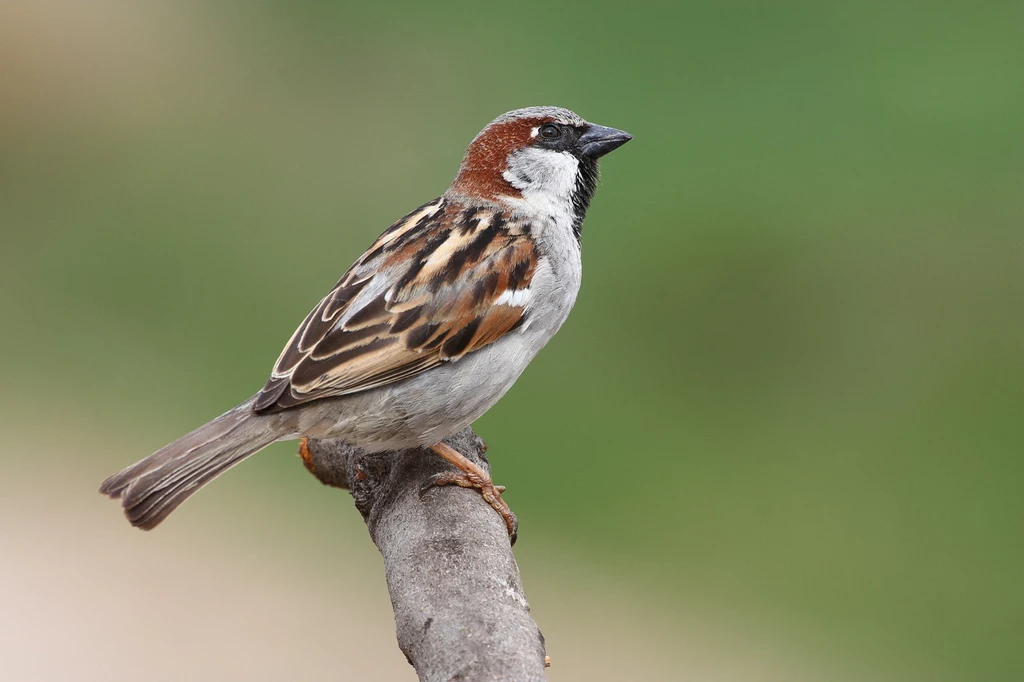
[1,1,1021,680]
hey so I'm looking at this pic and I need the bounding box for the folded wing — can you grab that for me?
[253,198,537,413]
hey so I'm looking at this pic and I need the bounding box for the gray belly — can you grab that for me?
[298,329,541,451]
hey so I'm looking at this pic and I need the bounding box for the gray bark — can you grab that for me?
[303,427,548,682]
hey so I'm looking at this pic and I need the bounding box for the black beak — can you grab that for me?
[577,123,633,158]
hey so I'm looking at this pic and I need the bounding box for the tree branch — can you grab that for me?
[302,428,548,682]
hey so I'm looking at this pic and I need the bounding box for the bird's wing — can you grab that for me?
[253,198,538,413]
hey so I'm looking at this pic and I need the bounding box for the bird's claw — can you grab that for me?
[425,470,518,544]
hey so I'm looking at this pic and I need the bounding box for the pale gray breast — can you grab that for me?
[525,215,584,336]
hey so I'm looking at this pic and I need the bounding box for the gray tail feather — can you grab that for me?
[100,396,292,530]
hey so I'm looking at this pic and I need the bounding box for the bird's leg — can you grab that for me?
[428,441,518,543]
[298,437,315,474]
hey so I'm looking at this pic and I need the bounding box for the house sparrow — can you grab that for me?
[100,106,631,540]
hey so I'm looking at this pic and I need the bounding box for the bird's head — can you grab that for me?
[448,106,631,237]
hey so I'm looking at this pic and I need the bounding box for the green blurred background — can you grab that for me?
[2,1,1021,680]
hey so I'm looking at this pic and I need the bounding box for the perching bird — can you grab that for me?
[100,106,631,539]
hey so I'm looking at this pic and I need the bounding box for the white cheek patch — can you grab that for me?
[530,127,539,138]
[502,147,581,231]
[504,148,579,193]
[494,288,531,307]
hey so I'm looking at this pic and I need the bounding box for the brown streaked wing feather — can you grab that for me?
[253,198,538,414]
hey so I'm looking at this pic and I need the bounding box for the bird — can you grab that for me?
[100,106,631,540]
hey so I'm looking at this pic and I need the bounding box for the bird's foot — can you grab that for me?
[427,441,518,544]
[431,469,518,542]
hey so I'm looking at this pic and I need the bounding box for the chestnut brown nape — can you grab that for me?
[449,117,552,200]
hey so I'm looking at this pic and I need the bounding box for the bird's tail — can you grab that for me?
[100,397,294,530]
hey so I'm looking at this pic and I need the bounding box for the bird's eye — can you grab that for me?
[538,124,562,140]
